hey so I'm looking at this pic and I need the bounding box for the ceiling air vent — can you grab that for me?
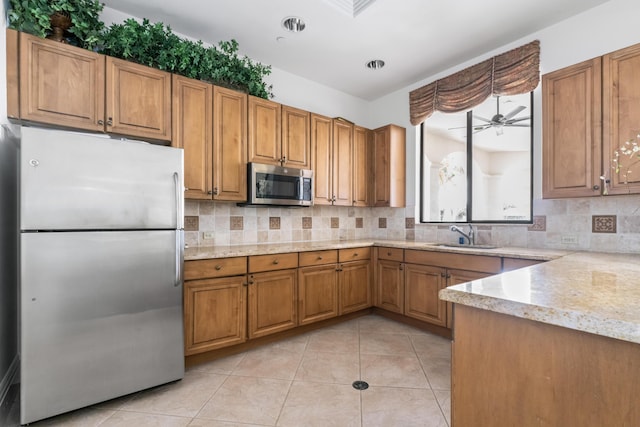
[323,0,377,18]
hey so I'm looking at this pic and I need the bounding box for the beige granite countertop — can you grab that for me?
[184,239,568,261]
[440,251,640,345]
[186,239,640,344]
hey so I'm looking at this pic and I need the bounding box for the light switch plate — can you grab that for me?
[203,231,215,239]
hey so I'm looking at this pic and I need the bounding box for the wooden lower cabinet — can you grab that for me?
[376,259,404,314]
[404,263,447,326]
[339,259,372,314]
[298,264,339,325]
[184,276,247,356]
[298,248,372,325]
[248,269,298,338]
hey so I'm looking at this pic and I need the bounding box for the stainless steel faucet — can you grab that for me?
[449,224,475,245]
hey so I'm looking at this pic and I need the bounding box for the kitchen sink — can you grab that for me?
[433,243,498,250]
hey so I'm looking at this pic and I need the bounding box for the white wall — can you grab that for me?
[368,0,640,205]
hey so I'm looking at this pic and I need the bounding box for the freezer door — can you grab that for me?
[20,126,183,230]
[20,231,184,425]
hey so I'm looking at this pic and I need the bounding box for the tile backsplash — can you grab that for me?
[185,194,640,253]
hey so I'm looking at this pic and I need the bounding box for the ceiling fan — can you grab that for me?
[473,96,530,135]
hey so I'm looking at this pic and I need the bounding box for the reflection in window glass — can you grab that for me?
[420,93,532,223]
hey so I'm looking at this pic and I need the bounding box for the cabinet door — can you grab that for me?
[184,276,247,355]
[404,263,447,326]
[375,259,404,314]
[298,264,338,325]
[248,96,281,166]
[282,105,311,169]
[542,58,602,198]
[339,259,372,314]
[172,75,213,200]
[311,113,333,205]
[248,269,297,338]
[332,120,354,206]
[447,269,492,328]
[373,124,406,207]
[19,32,105,132]
[213,86,248,201]
[106,57,171,141]
[603,43,640,195]
[353,126,371,207]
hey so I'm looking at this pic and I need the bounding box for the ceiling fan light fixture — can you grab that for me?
[366,59,385,70]
[282,17,306,33]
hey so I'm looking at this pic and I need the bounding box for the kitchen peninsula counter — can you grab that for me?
[439,250,640,426]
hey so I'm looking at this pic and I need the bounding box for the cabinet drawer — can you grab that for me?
[405,250,501,274]
[184,257,247,280]
[249,252,298,272]
[299,250,338,267]
[377,247,404,262]
[339,247,371,262]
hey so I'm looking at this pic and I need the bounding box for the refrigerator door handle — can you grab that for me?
[173,172,182,229]
[175,230,184,287]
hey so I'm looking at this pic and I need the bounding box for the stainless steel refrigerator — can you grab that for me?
[19,126,185,424]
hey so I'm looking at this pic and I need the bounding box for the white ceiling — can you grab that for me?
[101,0,610,101]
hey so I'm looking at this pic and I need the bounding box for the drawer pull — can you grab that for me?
[215,265,222,271]
[353,253,358,257]
[387,251,392,256]
[317,256,323,260]
[273,259,279,265]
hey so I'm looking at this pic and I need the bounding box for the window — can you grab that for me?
[420,93,533,223]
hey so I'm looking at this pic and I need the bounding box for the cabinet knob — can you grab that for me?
[399,264,404,271]
[593,185,600,190]
[332,196,336,202]
[387,252,392,256]
[215,265,222,271]
[184,187,190,191]
[107,117,113,126]
[317,256,323,260]
[441,272,446,278]
[207,190,213,195]
[273,259,279,265]
[353,253,358,257]
[213,187,219,195]
[97,119,104,125]
[248,278,254,285]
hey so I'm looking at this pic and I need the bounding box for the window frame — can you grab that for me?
[419,92,534,224]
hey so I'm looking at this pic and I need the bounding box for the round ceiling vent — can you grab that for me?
[282,17,306,33]
[366,59,385,70]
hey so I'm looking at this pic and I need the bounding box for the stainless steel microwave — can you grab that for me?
[246,162,313,206]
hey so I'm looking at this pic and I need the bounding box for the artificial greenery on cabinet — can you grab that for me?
[7,1,273,98]
[100,19,273,98]
[8,0,104,49]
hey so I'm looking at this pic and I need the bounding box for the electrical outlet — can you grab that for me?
[203,231,215,239]
[561,234,578,244]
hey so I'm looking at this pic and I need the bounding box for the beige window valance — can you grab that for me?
[409,40,540,126]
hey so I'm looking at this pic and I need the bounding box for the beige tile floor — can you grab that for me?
[8,314,451,426]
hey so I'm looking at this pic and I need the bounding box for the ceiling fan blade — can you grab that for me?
[447,125,467,130]
[473,124,492,131]
[473,115,493,123]
[504,124,530,127]
[505,116,530,124]
[503,105,526,120]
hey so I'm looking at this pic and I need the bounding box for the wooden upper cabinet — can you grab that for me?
[18,31,105,132]
[282,105,311,169]
[353,126,372,207]
[248,96,281,166]
[105,57,171,141]
[213,86,248,202]
[172,75,213,199]
[373,124,406,207]
[603,43,640,195]
[542,58,602,198]
[311,113,333,205]
[332,119,354,206]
